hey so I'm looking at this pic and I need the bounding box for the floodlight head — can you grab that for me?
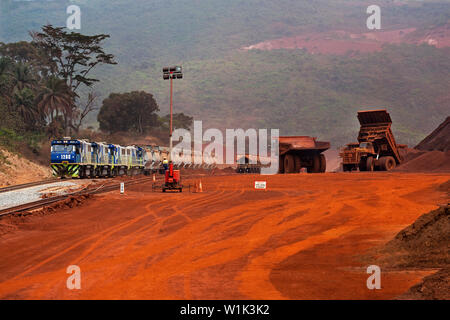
[162,65,182,80]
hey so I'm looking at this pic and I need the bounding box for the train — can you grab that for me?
[50,138,168,178]
[50,137,223,178]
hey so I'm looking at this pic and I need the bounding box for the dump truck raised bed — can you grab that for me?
[340,109,404,171]
[279,136,330,173]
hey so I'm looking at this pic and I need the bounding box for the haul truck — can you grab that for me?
[340,109,404,171]
[279,136,330,173]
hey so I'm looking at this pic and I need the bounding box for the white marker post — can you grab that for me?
[120,182,124,195]
[254,181,267,190]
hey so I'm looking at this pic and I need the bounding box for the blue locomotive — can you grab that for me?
[50,138,145,178]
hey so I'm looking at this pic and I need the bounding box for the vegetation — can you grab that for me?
[0,25,116,139]
[160,113,194,131]
[98,91,160,134]
[1,0,449,149]
[31,25,117,135]
[126,44,449,146]
[0,24,117,158]
[97,90,193,135]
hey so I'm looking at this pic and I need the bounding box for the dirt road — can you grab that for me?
[0,173,448,299]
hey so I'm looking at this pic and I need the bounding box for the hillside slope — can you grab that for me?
[1,0,449,146]
[0,148,52,187]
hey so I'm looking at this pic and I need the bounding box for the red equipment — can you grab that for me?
[162,162,182,192]
[162,66,183,193]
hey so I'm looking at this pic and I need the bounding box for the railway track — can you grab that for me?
[0,169,223,217]
[0,179,58,194]
[0,177,155,217]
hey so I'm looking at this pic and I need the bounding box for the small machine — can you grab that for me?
[162,162,182,192]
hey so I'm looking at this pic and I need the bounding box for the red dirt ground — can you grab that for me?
[0,172,448,299]
[242,25,450,55]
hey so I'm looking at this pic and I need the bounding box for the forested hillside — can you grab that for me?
[1,0,449,146]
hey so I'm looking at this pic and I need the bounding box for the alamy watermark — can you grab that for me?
[171,121,279,175]
[367,5,381,30]
[66,265,81,290]
[67,5,81,30]
[366,265,381,290]
[12,1,82,30]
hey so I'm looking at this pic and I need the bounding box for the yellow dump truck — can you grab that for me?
[340,109,404,171]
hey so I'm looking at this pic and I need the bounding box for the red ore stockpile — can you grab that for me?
[395,116,450,173]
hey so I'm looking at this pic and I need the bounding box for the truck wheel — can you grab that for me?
[380,156,396,171]
[284,154,295,173]
[359,158,367,171]
[294,155,302,173]
[319,154,326,173]
[307,154,321,173]
[279,155,285,173]
[312,154,321,173]
[366,157,374,172]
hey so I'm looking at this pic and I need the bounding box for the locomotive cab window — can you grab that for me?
[52,145,76,152]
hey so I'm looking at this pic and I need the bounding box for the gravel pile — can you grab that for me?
[0,182,77,210]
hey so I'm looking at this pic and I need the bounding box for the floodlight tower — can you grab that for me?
[162,66,183,162]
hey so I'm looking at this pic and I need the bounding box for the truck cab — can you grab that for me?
[340,142,376,171]
[359,142,375,154]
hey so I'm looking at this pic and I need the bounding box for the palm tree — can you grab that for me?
[0,57,13,101]
[0,57,12,78]
[13,88,39,129]
[36,76,73,123]
[12,63,37,92]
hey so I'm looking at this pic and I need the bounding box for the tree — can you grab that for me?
[31,24,116,134]
[12,63,37,92]
[36,76,73,123]
[71,92,99,133]
[161,112,193,130]
[0,57,13,100]
[0,41,42,65]
[13,88,41,130]
[98,91,160,134]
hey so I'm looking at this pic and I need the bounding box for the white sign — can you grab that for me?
[120,182,124,194]
[254,181,266,190]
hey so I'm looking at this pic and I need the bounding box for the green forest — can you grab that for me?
[1,0,449,149]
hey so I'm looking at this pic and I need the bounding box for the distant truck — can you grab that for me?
[279,136,330,173]
[340,109,404,171]
[236,155,262,173]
